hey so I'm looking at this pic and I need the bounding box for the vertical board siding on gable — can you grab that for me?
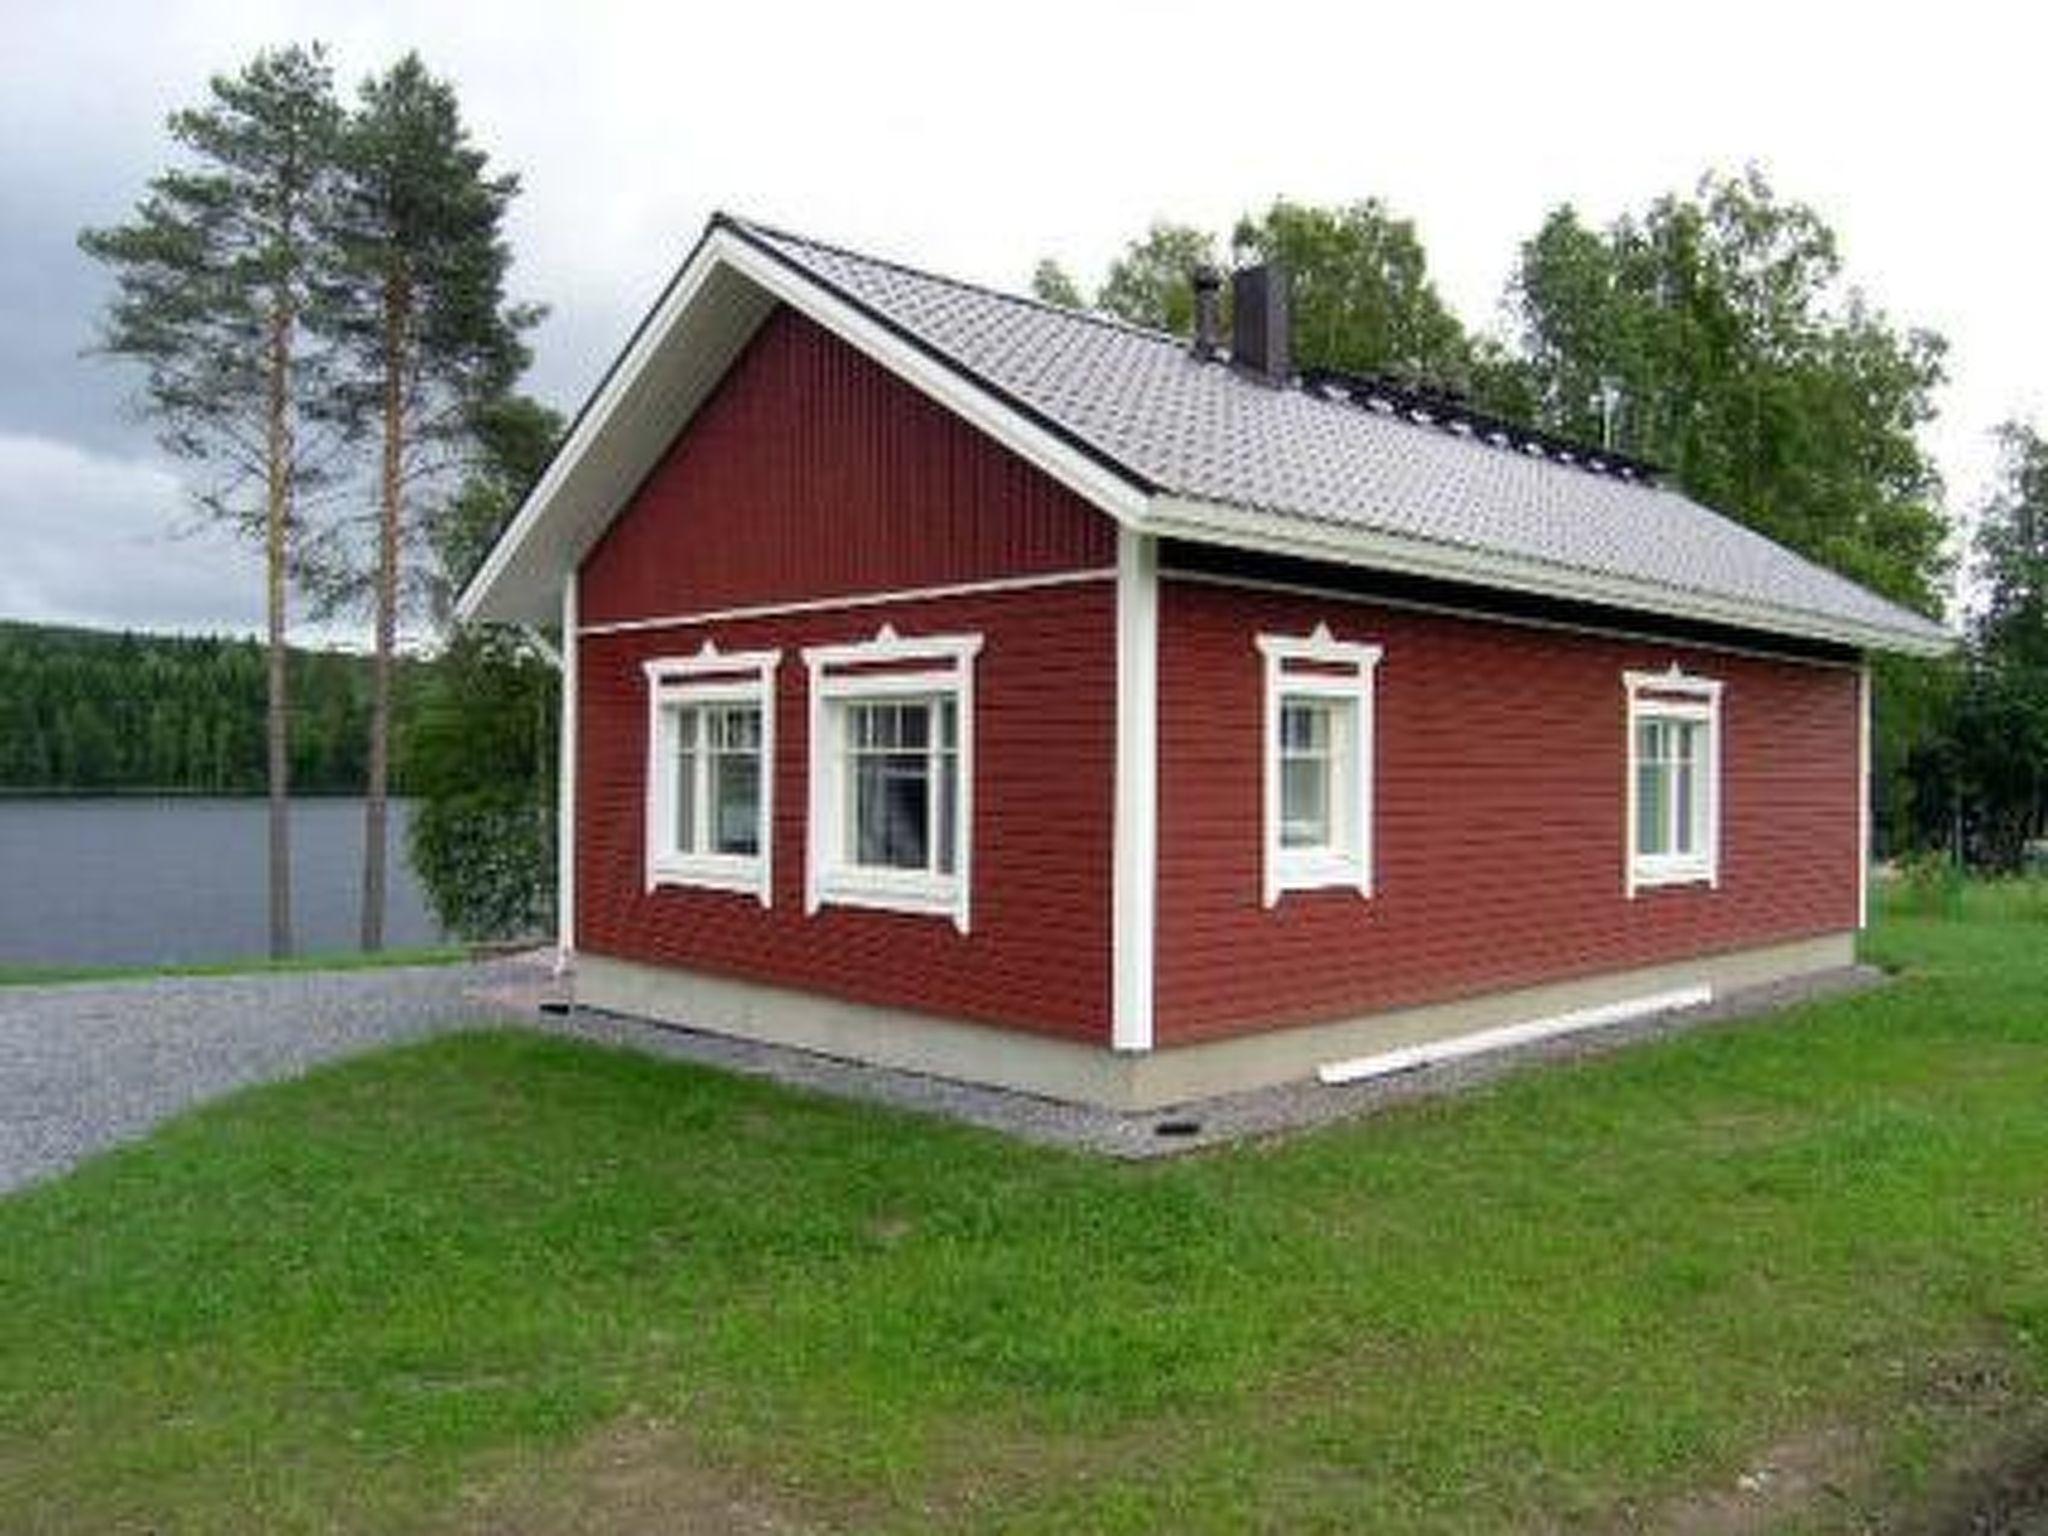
[577,305,1115,628]
[1155,578,1859,1046]
[577,583,1116,1042]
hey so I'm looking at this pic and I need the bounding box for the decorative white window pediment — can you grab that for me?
[1256,623,1383,907]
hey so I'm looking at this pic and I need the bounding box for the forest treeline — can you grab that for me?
[0,621,420,795]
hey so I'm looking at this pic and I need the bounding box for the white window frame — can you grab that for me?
[804,625,982,933]
[1625,667,1723,897]
[643,642,780,905]
[1257,623,1382,907]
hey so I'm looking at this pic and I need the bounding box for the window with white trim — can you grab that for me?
[1625,667,1722,895]
[1257,624,1382,906]
[644,645,779,904]
[805,626,981,932]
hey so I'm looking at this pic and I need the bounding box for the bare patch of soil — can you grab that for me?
[1619,1345,2048,1535]
[1909,1422,2048,1536]
[1612,1421,1869,1535]
[445,1417,828,1536]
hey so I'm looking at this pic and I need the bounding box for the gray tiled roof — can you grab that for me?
[729,217,1948,653]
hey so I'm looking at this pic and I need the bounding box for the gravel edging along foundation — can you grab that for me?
[529,962,1889,1161]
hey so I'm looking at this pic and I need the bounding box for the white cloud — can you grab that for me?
[0,433,270,634]
[5,0,2044,633]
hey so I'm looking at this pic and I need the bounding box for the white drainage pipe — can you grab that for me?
[1316,984,1714,1086]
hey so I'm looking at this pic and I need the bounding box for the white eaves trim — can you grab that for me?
[1143,495,1951,659]
[457,237,735,626]
[579,566,1116,639]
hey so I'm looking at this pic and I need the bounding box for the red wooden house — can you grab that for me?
[458,216,1948,1109]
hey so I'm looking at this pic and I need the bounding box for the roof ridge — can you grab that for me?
[720,212,1691,497]
[714,210,1197,353]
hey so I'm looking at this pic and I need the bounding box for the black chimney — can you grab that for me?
[1231,263,1291,384]
[1189,265,1223,359]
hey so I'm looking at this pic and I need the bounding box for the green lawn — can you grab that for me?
[0,944,474,987]
[3,888,2046,1533]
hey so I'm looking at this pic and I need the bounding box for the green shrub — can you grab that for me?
[400,626,555,942]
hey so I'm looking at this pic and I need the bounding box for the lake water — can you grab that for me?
[0,797,446,967]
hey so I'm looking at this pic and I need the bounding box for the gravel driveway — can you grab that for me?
[1,954,1888,1195]
[0,958,533,1195]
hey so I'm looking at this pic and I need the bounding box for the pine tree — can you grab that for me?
[80,44,344,956]
[320,53,538,950]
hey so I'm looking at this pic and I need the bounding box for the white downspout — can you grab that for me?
[556,570,579,977]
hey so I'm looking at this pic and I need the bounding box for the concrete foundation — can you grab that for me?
[574,931,1857,1111]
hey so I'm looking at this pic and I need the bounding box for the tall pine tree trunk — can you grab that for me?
[360,275,407,952]
[265,293,295,960]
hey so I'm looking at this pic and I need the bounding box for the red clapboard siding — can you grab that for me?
[578,305,1115,627]
[1155,579,1859,1046]
[577,583,1116,1042]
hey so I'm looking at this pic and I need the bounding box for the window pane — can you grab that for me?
[1637,758,1667,855]
[1278,697,1349,854]
[673,706,699,856]
[1281,757,1331,848]
[711,750,759,856]
[1673,742,1695,855]
[848,702,933,871]
[853,755,929,868]
[1637,719,1663,764]
[1281,700,1328,752]
[935,745,957,874]
[676,742,697,854]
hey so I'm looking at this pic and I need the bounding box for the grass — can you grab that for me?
[0,944,476,987]
[3,886,2047,1532]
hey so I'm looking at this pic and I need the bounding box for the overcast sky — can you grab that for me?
[5,0,2041,639]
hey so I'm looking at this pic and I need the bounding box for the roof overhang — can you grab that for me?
[460,218,1953,660]
[1145,495,1954,658]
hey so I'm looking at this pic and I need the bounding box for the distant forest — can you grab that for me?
[0,621,420,795]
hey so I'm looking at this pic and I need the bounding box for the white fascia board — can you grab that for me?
[456,235,740,627]
[1142,495,1953,659]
